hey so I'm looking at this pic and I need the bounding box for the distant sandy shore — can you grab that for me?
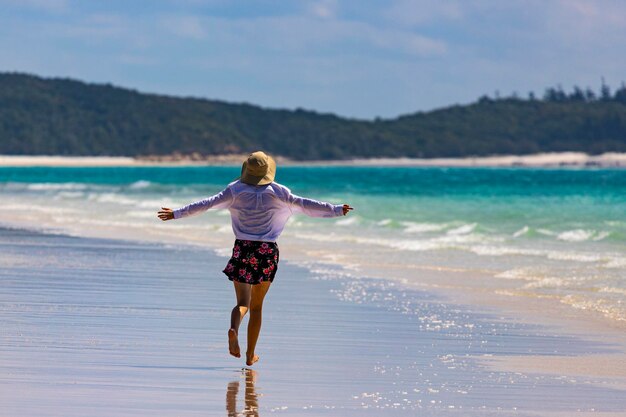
[338,152,626,167]
[1,152,626,167]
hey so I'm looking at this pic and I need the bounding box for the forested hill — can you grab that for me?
[1,72,626,159]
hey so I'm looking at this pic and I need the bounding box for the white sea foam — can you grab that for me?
[435,232,494,244]
[401,221,448,233]
[537,228,557,236]
[599,287,626,296]
[136,199,177,209]
[376,218,393,226]
[523,277,568,289]
[545,251,605,263]
[291,232,428,251]
[446,223,477,235]
[125,210,158,219]
[512,226,529,238]
[90,193,139,206]
[605,258,626,269]
[469,245,542,257]
[495,268,539,281]
[557,229,597,242]
[555,229,610,242]
[0,203,79,215]
[592,231,611,241]
[0,203,44,211]
[54,191,84,199]
[560,295,626,322]
[334,216,359,226]
[468,244,618,265]
[26,183,88,191]
[386,239,444,251]
[128,180,152,189]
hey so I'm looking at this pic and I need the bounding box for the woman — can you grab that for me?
[157,151,352,366]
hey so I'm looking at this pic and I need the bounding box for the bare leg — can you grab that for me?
[246,281,271,366]
[229,282,251,358]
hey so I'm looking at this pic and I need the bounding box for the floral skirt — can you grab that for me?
[222,239,279,285]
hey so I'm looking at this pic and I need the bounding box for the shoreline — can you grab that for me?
[1,181,625,349]
[0,164,624,347]
[2,225,626,415]
[1,151,626,167]
[5,218,626,386]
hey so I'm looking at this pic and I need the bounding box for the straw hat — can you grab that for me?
[240,151,276,185]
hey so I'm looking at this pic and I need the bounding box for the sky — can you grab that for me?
[1,0,625,119]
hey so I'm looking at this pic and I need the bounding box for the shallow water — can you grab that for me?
[0,166,625,324]
[1,228,625,416]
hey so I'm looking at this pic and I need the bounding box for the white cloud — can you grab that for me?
[308,0,338,19]
[165,14,447,58]
[369,28,447,56]
[385,0,463,26]
[161,15,208,40]
[559,0,626,28]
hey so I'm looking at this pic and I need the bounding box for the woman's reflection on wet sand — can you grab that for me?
[226,368,259,416]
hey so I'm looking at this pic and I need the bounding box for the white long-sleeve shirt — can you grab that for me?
[173,180,344,242]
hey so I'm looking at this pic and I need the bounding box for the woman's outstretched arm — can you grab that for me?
[157,188,233,221]
[283,188,353,218]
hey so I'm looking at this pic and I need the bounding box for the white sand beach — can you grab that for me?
[342,152,626,168]
[1,152,626,167]
[0,155,139,166]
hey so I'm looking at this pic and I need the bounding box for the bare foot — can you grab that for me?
[246,353,259,366]
[228,329,240,358]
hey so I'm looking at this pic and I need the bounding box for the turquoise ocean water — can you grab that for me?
[1,166,625,323]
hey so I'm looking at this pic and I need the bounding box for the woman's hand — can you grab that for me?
[342,204,353,216]
[157,207,175,221]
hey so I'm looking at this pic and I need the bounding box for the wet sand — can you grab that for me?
[1,227,625,416]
